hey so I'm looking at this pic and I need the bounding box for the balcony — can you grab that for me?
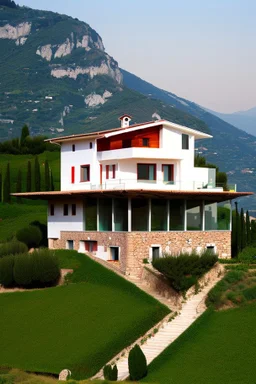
[97,147,184,161]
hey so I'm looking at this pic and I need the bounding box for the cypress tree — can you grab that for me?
[16,168,22,204]
[251,221,256,245]
[3,163,11,203]
[20,124,30,148]
[235,203,241,256]
[34,156,41,191]
[26,161,32,192]
[240,208,246,251]
[246,210,251,246]
[44,160,50,191]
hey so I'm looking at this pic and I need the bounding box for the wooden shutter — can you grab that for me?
[71,166,75,184]
[106,165,109,179]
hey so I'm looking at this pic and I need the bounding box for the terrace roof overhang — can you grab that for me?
[12,189,253,202]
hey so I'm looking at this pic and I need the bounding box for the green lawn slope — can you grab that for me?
[143,304,256,384]
[0,250,169,379]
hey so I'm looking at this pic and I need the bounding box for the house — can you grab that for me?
[14,115,252,277]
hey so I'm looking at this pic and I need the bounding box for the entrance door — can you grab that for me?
[152,247,160,262]
[110,247,119,261]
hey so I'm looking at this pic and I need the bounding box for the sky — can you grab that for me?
[16,0,256,113]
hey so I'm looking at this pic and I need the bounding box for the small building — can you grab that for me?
[14,115,252,277]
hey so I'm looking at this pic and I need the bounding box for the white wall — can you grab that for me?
[48,201,84,238]
[61,139,100,191]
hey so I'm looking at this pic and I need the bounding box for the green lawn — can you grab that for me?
[143,304,256,384]
[0,202,47,242]
[0,251,169,379]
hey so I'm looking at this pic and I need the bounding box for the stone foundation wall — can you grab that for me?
[49,230,231,278]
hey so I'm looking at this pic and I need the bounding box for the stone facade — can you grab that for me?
[49,230,231,278]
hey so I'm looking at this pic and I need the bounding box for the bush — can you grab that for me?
[0,256,14,287]
[238,247,256,264]
[103,364,118,381]
[242,286,256,301]
[153,250,218,293]
[30,221,48,247]
[0,250,60,288]
[16,226,42,249]
[128,344,147,381]
[0,240,28,258]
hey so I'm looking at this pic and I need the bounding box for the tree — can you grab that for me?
[20,124,30,148]
[128,345,147,381]
[16,168,22,204]
[246,210,251,246]
[240,208,246,250]
[44,160,50,191]
[2,163,11,203]
[50,169,54,191]
[34,156,41,191]
[26,161,32,192]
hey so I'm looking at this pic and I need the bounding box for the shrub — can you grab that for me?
[0,256,15,287]
[0,240,28,258]
[103,364,118,381]
[238,247,256,264]
[128,344,147,381]
[153,250,218,293]
[16,226,42,249]
[13,254,33,287]
[32,249,60,285]
[29,221,48,247]
[242,286,256,301]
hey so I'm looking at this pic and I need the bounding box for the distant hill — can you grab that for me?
[209,106,256,137]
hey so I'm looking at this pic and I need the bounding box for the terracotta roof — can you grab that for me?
[119,114,132,120]
[12,189,253,202]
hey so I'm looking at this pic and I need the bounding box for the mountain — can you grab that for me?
[121,70,256,211]
[0,3,255,211]
[209,107,256,137]
[0,3,208,141]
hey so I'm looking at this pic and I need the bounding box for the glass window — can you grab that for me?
[84,198,97,230]
[163,164,174,183]
[99,198,112,231]
[106,165,116,179]
[182,134,189,150]
[151,199,168,231]
[186,200,202,231]
[132,198,149,231]
[66,240,74,250]
[50,204,54,216]
[170,199,184,230]
[63,204,68,216]
[122,139,131,148]
[142,138,149,147]
[137,164,156,181]
[72,204,76,216]
[205,201,231,230]
[114,198,128,231]
[72,144,75,152]
[81,165,90,182]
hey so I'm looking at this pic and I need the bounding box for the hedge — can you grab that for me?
[0,240,28,258]
[16,226,42,249]
[0,249,60,288]
[153,250,218,293]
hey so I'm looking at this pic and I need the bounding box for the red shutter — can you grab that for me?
[71,166,75,184]
[85,241,90,252]
[170,164,174,181]
[106,165,109,179]
[93,241,98,252]
[113,164,116,179]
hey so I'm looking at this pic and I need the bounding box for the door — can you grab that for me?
[152,247,160,262]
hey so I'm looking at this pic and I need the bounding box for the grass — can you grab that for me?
[0,203,47,242]
[142,303,256,384]
[0,250,169,379]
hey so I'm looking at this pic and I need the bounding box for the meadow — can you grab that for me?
[0,250,169,379]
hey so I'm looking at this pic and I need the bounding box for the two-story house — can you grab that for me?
[15,115,252,277]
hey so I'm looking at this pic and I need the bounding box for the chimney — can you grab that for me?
[119,114,132,128]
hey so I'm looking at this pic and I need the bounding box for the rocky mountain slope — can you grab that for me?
[0,2,255,211]
[0,3,207,141]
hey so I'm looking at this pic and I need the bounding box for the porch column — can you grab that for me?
[112,198,115,232]
[148,198,151,232]
[167,199,170,231]
[184,200,187,231]
[202,200,205,231]
[128,198,132,232]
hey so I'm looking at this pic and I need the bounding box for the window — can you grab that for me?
[50,204,54,216]
[72,204,76,216]
[85,241,98,252]
[63,204,69,216]
[71,166,75,184]
[106,164,116,179]
[72,144,75,152]
[142,138,150,147]
[66,240,74,250]
[122,139,132,148]
[81,165,90,182]
[162,164,174,183]
[182,134,189,150]
[137,164,156,181]
[89,142,93,149]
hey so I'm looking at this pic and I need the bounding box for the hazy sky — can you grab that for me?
[16,0,256,113]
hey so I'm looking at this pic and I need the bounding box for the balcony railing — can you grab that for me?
[89,179,236,192]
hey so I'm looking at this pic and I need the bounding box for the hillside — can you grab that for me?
[121,70,256,212]
[0,4,208,140]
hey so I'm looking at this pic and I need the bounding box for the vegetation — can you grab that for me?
[0,0,17,8]
[16,225,42,249]
[142,303,256,384]
[232,206,256,257]
[0,250,169,379]
[103,364,118,381]
[0,240,28,257]
[128,344,147,381]
[153,250,218,292]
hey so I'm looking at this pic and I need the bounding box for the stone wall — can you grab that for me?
[49,230,231,278]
